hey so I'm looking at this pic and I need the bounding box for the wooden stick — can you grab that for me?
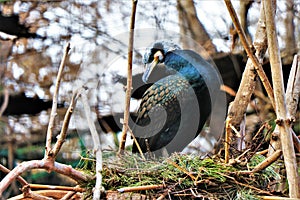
[79,87,103,200]
[264,0,300,197]
[117,184,164,193]
[223,1,270,158]
[0,164,28,186]
[251,150,282,173]
[0,88,9,117]
[0,160,90,195]
[28,184,85,192]
[119,0,138,153]
[224,113,232,163]
[167,159,196,180]
[224,0,275,109]
[286,55,300,152]
[22,185,53,200]
[286,55,300,119]
[52,89,80,157]
[45,42,70,157]
[218,172,273,195]
[127,126,146,160]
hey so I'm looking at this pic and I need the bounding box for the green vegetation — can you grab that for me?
[78,152,281,199]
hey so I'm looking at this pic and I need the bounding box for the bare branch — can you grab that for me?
[0,88,9,117]
[264,0,300,197]
[224,0,275,126]
[45,42,71,157]
[286,55,300,120]
[119,0,138,153]
[52,90,80,157]
[0,160,90,195]
[78,87,103,200]
[251,150,282,173]
[0,164,28,186]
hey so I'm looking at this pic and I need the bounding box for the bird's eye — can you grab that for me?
[153,50,164,62]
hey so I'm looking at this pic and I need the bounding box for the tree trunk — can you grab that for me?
[176,0,216,57]
[283,0,297,64]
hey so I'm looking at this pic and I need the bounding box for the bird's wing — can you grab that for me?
[132,74,192,152]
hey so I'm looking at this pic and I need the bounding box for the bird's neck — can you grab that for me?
[177,66,202,83]
[164,53,202,83]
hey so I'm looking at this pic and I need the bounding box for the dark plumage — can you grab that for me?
[132,41,218,154]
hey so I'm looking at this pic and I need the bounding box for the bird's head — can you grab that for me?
[142,41,181,83]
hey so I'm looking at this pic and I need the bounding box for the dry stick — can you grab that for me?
[223,0,271,163]
[61,186,83,200]
[286,55,300,152]
[0,160,90,195]
[224,109,232,163]
[224,0,275,111]
[0,88,9,117]
[119,0,138,153]
[117,184,164,193]
[0,164,28,186]
[239,150,282,175]
[217,172,273,195]
[269,57,300,154]
[167,159,196,180]
[28,184,85,192]
[52,90,80,157]
[45,42,71,157]
[291,129,300,153]
[61,191,77,200]
[286,55,300,119]
[22,185,54,200]
[127,126,146,160]
[264,0,300,197]
[251,150,282,173]
[79,87,102,200]
[157,190,170,200]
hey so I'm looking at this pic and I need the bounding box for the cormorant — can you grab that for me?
[132,41,224,155]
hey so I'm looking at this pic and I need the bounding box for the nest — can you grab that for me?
[79,151,284,200]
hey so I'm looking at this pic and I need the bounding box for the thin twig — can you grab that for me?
[127,126,146,160]
[61,191,77,200]
[217,172,273,195]
[166,159,196,180]
[119,0,138,153]
[0,164,28,186]
[286,55,300,120]
[0,88,9,117]
[224,0,275,108]
[264,0,300,197]
[22,185,54,200]
[224,113,232,163]
[291,128,300,153]
[117,184,164,193]
[45,42,71,157]
[223,0,270,164]
[28,184,85,192]
[52,90,80,157]
[224,0,274,132]
[286,56,300,151]
[79,87,103,200]
[250,150,282,173]
[0,160,90,195]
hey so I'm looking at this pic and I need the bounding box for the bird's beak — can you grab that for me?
[142,51,163,83]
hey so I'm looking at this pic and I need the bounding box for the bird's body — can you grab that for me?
[132,42,215,154]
